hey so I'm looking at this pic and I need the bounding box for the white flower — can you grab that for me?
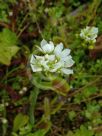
[40,39,54,54]
[54,43,71,59]
[30,54,55,72]
[54,43,64,58]
[80,26,98,43]
[30,40,74,75]
[50,61,64,72]
[45,54,55,61]
[30,55,43,72]
[53,43,74,74]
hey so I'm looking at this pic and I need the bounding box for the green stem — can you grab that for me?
[2,68,8,136]
[29,87,39,126]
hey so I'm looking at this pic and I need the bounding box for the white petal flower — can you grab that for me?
[89,26,98,36]
[45,54,55,61]
[80,26,98,43]
[54,43,63,58]
[41,39,48,47]
[30,55,43,72]
[64,57,75,68]
[54,43,71,60]
[53,43,74,75]
[40,39,54,53]
[61,49,71,58]
[41,60,49,70]
[30,39,74,75]
[51,61,64,72]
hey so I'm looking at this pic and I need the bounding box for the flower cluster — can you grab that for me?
[30,39,74,75]
[80,26,98,45]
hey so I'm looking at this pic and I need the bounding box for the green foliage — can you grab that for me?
[83,102,102,126]
[12,124,32,136]
[43,97,50,121]
[13,113,29,132]
[68,111,76,121]
[0,1,9,23]
[29,88,39,125]
[0,0,102,136]
[32,73,70,96]
[73,86,97,104]
[0,28,19,65]
[0,104,5,112]
[69,0,81,7]
[8,0,16,4]
[30,129,48,136]
[74,125,94,136]
[48,6,64,19]
[66,125,94,136]
[97,19,102,34]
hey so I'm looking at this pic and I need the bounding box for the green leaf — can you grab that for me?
[8,0,17,4]
[32,74,53,90]
[43,97,50,121]
[33,74,70,96]
[51,101,64,115]
[28,122,51,136]
[68,111,76,121]
[83,86,97,98]
[0,28,19,65]
[29,88,39,125]
[66,131,74,136]
[75,125,94,136]
[13,113,29,132]
[28,129,47,136]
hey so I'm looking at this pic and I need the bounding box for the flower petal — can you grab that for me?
[80,26,98,43]
[30,55,35,64]
[91,27,98,34]
[54,43,63,57]
[41,42,54,53]
[61,49,71,58]
[50,61,64,72]
[31,65,42,72]
[64,58,75,67]
[45,54,55,61]
[41,60,49,70]
[30,55,43,72]
[41,39,48,48]
[61,55,72,62]
[61,68,73,75]
[54,61,64,69]
[35,55,45,61]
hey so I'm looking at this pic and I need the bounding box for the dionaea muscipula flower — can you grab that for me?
[30,39,74,75]
[80,26,98,44]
